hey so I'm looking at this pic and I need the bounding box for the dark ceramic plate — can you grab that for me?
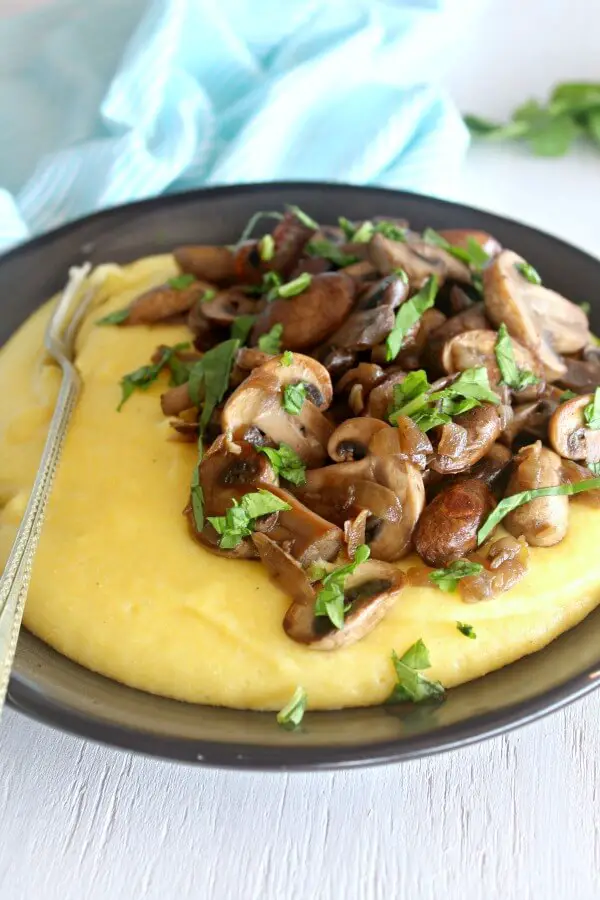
[3,182,600,770]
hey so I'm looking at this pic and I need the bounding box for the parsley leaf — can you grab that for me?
[584,387,600,429]
[560,390,578,402]
[231,315,257,345]
[168,274,197,290]
[118,342,190,411]
[280,350,294,367]
[190,462,205,532]
[282,382,307,416]
[277,686,308,729]
[431,367,500,407]
[422,228,490,270]
[429,560,484,593]
[515,261,542,285]
[286,204,318,230]
[388,639,445,703]
[277,273,312,299]
[258,234,275,261]
[385,275,439,361]
[307,239,359,268]
[314,545,371,630]
[389,366,499,432]
[258,323,284,354]
[478,477,600,545]
[96,307,130,326]
[208,490,291,549]
[457,622,477,639]
[338,217,407,244]
[187,339,239,431]
[258,443,306,486]
[494,323,540,391]
[238,210,283,244]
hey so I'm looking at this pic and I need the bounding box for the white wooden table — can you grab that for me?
[2,3,600,897]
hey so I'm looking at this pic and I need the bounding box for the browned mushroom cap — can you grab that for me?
[126,280,214,325]
[201,290,258,326]
[320,347,356,380]
[414,479,496,568]
[441,329,543,400]
[221,354,333,466]
[499,387,563,446]
[251,272,356,351]
[548,393,600,462]
[430,404,502,475]
[283,559,405,650]
[365,371,408,421]
[270,209,317,276]
[174,245,236,285]
[560,459,600,507]
[437,229,502,258]
[187,436,278,559]
[368,233,471,287]
[358,272,410,311]
[327,305,395,352]
[336,363,385,395]
[260,484,343,565]
[251,533,315,603]
[483,250,590,380]
[328,417,388,461]
[503,442,569,546]
[368,417,432,470]
[424,302,489,374]
[558,355,600,394]
[452,442,513,489]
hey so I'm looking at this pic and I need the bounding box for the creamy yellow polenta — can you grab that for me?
[0,255,599,711]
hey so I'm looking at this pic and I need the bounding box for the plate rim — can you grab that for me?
[5,180,600,769]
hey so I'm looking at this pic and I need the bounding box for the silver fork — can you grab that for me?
[0,264,95,715]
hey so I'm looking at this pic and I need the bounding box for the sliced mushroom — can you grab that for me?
[344,509,370,557]
[560,459,600,507]
[452,442,513,489]
[459,536,529,603]
[414,479,496,567]
[201,290,258,326]
[270,209,317,276]
[483,250,590,380]
[328,418,388,462]
[327,305,395,352]
[230,347,274,386]
[424,302,489,374]
[437,228,502,258]
[252,533,315,603]
[161,381,195,416]
[368,417,432,470]
[558,356,600,394]
[548,393,600,462]
[499,388,563,446]
[126,280,214,325]
[503,442,569,546]
[283,559,405,650]
[430,404,502,474]
[365,371,407,421]
[386,308,448,371]
[441,329,543,400]
[260,484,343,565]
[251,273,356,351]
[336,363,385,396]
[221,354,333,466]
[358,273,410,312]
[321,347,356,379]
[368,233,471,288]
[174,245,236,285]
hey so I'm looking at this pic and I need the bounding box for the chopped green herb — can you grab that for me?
[258,234,275,262]
[282,382,307,416]
[314,545,371,630]
[389,366,499,431]
[186,338,239,431]
[190,463,205,532]
[306,239,359,268]
[238,210,283,244]
[280,350,294,367]
[385,275,439,361]
[389,639,445,703]
[200,289,217,304]
[277,273,312,299]
[231,314,257,345]
[118,342,190,411]
[515,261,542,285]
[375,221,408,242]
[258,323,284,354]
[431,367,500,407]
[588,461,600,476]
[167,353,193,387]
[584,387,600,429]
[351,220,374,243]
[429,560,484,593]
[457,622,477,639]
[286,204,318,230]
[560,390,578,402]
[478,477,600,545]
[258,443,307,486]
[208,490,291,549]
[277,686,308,729]
[422,228,490,270]
[494,323,540,391]
[168,273,197,290]
[96,307,130,326]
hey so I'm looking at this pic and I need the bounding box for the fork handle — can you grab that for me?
[0,364,80,712]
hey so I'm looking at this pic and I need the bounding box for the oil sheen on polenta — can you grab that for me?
[0,255,599,711]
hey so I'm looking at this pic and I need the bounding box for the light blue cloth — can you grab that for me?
[0,0,473,252]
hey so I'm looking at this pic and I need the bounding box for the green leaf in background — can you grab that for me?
[465,81,600,157]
